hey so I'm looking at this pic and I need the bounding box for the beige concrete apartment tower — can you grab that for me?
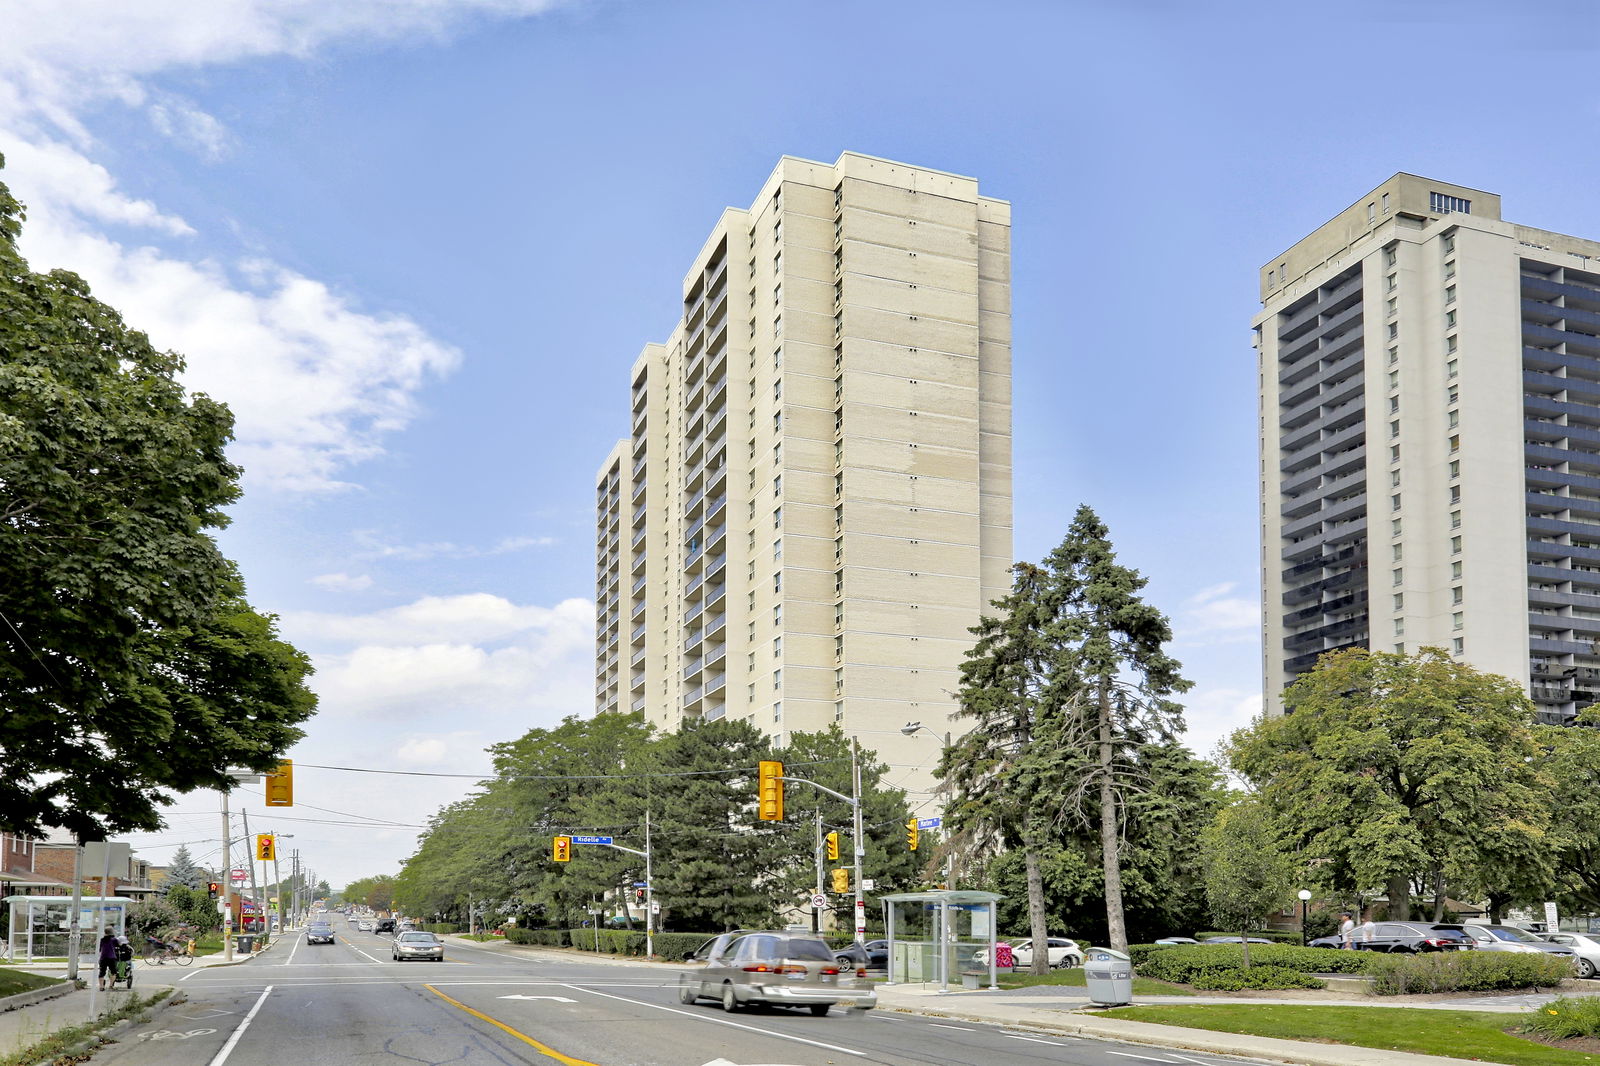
[1256,173,1600,723]
[595,152,1013,803]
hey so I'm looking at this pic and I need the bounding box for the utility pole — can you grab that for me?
[813,812,824,934]
[242,809,261,945]
[644,808,654,960]
[65,836,83,981]
[851,737,866,944]
[271,841,283,934]
[221,792,234,963]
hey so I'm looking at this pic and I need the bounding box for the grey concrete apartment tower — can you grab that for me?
[1257,173,1600,724]
[595,152,1012,801]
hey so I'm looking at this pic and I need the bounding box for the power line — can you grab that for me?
[290,757,847,782]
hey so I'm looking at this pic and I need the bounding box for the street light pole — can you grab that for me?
[1298,889,1313,946]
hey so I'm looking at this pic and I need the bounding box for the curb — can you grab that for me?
[0,980,74,1015]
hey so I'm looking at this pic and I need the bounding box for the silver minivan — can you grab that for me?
[678,931,877,1015]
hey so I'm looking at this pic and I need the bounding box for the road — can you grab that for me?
[92,915,1257,1066]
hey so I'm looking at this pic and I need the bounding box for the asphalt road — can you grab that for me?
[92,916,1257,1066]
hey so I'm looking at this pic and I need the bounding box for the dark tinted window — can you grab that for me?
[783,938,834,962]
[1486,927,1532,942]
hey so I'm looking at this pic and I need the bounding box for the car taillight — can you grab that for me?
[779,965,809,974]
[820,967,838,975]
[742,965,774,972]
[856,967,867,978]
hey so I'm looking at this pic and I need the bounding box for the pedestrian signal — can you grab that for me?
[265,760,293,807]
[758,760,784,821]
[256,834,275,861]
[906,818,919,851]
[830,867,850,893]
[552,836,572,862]
[826,831,840,861]
[207,882,221,898]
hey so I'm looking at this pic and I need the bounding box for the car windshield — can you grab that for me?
[782,938,833,961]
[1485,928,1533,942]
[309,924,331,932]
[398,932,437,943]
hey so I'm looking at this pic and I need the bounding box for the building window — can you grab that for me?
[1393,593,1404,610]
[1447,358,1459,378]
[1268,269,1276,287]
[1390,396,1400,414]
[1447,334,1458,353]
[1388,322,1399,340]
[773,669,781,690]
[1382,192,1391,212]
[1387,274,1397,293]
[1444,259,1456,279]
[774,604,782,625]
[1451,510,1461,529]
[1394,618,1405,636]
[1451,535,1462,554]
[774,571,782,592]
[1452,586,1463,605]
[834,700,844,722]
[1390,445,1401,462]
[1448,434,1460,453]
[1452,612,1464,630]
[1389,370,1400,390]
[1447,384,1459,404]
[1392,518,1403,536]
[1430,192,1471,215]
[1452,561,1462,580]
[1445,309,1457,328]
[1390,420,1401,439]
[1448,410,1459,429]
[773,475,781,496]
[1387,297,1398,316]
[1452,636,1464,654]
[773,507,782,528]
[1392,543,1403,562]
[1449,459,1460,478]
[773,380,782,402]
[1445,284,1457,305]
[1390,469,1402,488]
[1393,568,1403,586]
[1450,484,1461,504]
[1395,643,1406,653]
[1384,247,1397,267]
[1392,493,1402,511]
[1388,345,1399,365]
[1368,202,1377,223]
[1443,233,1456,253]
[773,702,782,722]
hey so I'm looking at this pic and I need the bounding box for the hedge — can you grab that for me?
[1136,943,1371,984]
[421,923,462,935]
[1366,951,1573,995]
[1187,966,1325,991]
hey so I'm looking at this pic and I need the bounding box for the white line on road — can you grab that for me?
[929,1023,976,1031]
[207,985,272,1066]
[284,935,300,966]
[1003,1034,1064,1045]
[1105,1053,1180,1063]
[560,984,865,1057]
[1167,1057,1231,1066]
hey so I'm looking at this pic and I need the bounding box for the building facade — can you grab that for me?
[595,152,1012,797]
[1257,173,1600,723]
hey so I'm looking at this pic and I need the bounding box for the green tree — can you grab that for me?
[1034,505,1192,951]
[1201,794,1295,967]
[1540,711,1600,914]
[1228,647,1553,922]
[165,884,220,932]
[944,562,1059,973]
[126,896,181,939]
[0,160,316,838]
[163,846,202,893]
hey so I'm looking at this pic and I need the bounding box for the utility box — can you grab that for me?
[1084,948,1133,1007]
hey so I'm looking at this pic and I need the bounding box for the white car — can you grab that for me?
[356,919,374,932]
[1542,932,1600,979]
[973,936,1083,969]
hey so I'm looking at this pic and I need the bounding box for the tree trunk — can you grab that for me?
[1023,837,1051,976]
[1385,873,1410,923]
[1431,869,1446,922]
[1098,680,1128,952]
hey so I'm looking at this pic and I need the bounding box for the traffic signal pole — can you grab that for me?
[242,809,261,945]
[221,791,234,963]
[813,813,824,934]
[776,746,866,944]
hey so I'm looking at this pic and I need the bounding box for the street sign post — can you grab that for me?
[810,893,827,910]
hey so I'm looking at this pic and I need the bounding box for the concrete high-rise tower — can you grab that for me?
[1257,173,1600,723]
[595,152,1012,797]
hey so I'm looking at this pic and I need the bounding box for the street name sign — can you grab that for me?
[571,835,613,845]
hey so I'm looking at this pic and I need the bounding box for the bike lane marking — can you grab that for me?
[206,985,273,1066]
[424,984,601,1066]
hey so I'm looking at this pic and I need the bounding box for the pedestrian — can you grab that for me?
[96,929,118,991]
[1338,911,1355,950]
[1357,916,1377,947]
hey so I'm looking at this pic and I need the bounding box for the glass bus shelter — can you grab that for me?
[3,895,129,963]
[879,889,1002,992]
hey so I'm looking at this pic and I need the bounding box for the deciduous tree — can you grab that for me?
[1201,794,1294,967]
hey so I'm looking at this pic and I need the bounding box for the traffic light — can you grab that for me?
[207,882,221,898]
[634,888,645,903]
[757,760,784,821]
[825,831,840,861]
[552,836,572,862]
[256,834,275,861]
[265,760,293,807]
[906,818,919,852]
[830,867,850,893]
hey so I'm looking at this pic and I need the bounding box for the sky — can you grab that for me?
[6,0,1600,892]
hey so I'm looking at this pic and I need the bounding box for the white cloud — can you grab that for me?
[1175,581,1260,647]
[1181,687,1264,767]
[310,572,374,592]
[354,531,557,560]
[393,731,484,767]
[0,0,572,493]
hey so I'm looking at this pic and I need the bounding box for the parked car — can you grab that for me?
[305,922,335,945]
[392,931,444,962]
[1200,936,1275,945]
[1308,934,1345,949]
[678,931,875,1015]
[832,939,888,971]
[1541,932,1600,978]
[1462,924,1576,957]
[1154,937,1199,946]
[1345,923,1474,953]
[974,937,1083,969]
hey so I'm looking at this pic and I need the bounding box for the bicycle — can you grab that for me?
[142,936,195,966]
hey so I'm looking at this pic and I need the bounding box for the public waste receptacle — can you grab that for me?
[235,934,255,954]
[1083,948,1133,1007]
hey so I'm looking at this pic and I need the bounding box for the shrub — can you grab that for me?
[1136,943,1369,984]
[421,923,461,935]
[1522,995,1600,1039]
[1367,951,1572,995]
[1127,944,1166,969]
[1194,930,1304,944]
[1187,966,1325,991]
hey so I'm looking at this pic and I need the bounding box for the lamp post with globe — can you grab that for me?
[1298,889,1313,946]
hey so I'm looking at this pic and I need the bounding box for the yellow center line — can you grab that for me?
[425,984,601,1066]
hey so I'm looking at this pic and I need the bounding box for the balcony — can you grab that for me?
[631,621,647,644]
[685,628,703,653]
[683,656,703,680]
[683,685,704,709]
[631,526,647,549]
[631,571,647,595]
[705,611,726,637]
[631,696,647,712]
[686,601,705,624]
[687,571,705,596]
[704,672,726,695]
[631,645,647,666]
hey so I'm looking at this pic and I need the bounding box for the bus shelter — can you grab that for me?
[3,896,128,963]
[879,889,1002,992]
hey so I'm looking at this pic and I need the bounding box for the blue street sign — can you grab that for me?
[917,817,942,829]
[571,835,614,845]
[632,882,648,888]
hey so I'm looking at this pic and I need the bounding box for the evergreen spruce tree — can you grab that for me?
[163,845,203,892]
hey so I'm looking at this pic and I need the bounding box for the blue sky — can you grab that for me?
[7,0,1598,888]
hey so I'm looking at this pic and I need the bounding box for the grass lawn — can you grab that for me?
[998,968,1195,997]
[0,967,63,998]
[1098,1004,1598,1066]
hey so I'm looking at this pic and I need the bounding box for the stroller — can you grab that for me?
[114,940,134,988]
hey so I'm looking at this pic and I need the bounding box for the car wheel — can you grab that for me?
[1579,958,1597,979]
[720,983,740,1013]
[835,955,853,968]
[679,981,698,1005]
[809,1004,829,1017]
[1053,956,1070,969]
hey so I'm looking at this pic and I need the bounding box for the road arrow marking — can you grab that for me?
[498,994,577,1003]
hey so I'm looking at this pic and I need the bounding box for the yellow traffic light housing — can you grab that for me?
[758,760,784,821]
[256,834,275,861]
[265,760,293,807]
[552,836,572,862]
[825,831,840,861]
[830,867,850,893]
[906,818,919,851]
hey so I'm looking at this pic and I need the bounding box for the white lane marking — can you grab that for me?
[560,984,865,1057]
[930,1023,976,1031]
[1105,1053,1180,1063]
[1003,1034,1064,1045]
[348,942,386,965]
[207,985,272,1066]
[284,935,301,966]
[1168,1057,1230,1066]
[499,995,577,1003]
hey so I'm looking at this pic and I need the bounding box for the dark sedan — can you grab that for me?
[833,939,888,971]
[305,922,335,945]
[1350,923,1474,953]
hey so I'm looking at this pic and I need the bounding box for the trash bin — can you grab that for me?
[1083,948,1133,1007]
[235,935,255,954]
